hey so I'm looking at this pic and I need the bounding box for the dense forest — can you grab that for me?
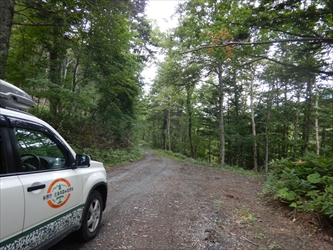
[0,0,332,216]
[0,0,154,159]
[142,0,333,172]
[140,0,333,219]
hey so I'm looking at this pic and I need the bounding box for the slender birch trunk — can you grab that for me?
[167,95,171,151]
[315,81,320,155]
[186,85,195,158]
[264,81,275,174]
[304,79,313,152]
[250,71,258,171]
[294,83,301,158]
[217,61,225,165]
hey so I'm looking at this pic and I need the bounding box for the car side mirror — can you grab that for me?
[75,154,91,168]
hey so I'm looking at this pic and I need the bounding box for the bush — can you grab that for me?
[82,145,145,167]
[263,152,333,218]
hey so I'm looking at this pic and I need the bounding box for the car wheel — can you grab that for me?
[78,190,103,242]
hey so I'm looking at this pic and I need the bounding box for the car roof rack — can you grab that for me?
[0,79,35,110]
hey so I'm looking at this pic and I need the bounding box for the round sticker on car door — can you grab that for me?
[44,178,74,208]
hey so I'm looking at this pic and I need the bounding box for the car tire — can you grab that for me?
[77,190,103,242]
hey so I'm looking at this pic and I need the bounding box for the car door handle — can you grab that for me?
[27,184,46,192]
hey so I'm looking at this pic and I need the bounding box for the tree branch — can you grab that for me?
[252,55,333,77]
[180,37,333,54]
[12,22,64,26]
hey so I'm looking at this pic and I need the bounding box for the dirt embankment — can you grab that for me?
[52,151,333,250]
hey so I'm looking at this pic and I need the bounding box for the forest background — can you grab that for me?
[0,0,332,218]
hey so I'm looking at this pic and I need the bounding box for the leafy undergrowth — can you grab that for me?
[149,149,333,219]
[81,145,144,167]
[263,152,333,224]
[153,148,333,236]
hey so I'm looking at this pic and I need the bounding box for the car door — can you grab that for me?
[0,175,25,247]
[0,124,25,248]
[8,118,84,248]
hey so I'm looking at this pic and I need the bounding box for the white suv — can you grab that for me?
[0,80,108,250]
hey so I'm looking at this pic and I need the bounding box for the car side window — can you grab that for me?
[15,127,67,172]
[0,131,6,174]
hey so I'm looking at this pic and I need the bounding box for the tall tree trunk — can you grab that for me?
[167,95,171,151]
[315,81,320,155]
[264,81,275,173]
[48,50,61,117]
[233,70,242,168]
[186,85,195,158]
[217,61,225,165]
[72,58,80,92]
[304,79,313,152]
[208,133,212,163]
[250,71,258,171]
[283,83,288,157]
[162,114,167,150]
[0,0,14,79]
[293,82,301,158]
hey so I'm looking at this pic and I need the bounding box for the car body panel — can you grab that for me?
[18,170,83,230]
[80,161,107,204]
[0,205,84,250]
[0,176,25,242]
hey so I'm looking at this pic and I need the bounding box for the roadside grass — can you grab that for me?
[151,148,263,177]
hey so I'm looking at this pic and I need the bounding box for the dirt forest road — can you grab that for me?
[51,151,333,250]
